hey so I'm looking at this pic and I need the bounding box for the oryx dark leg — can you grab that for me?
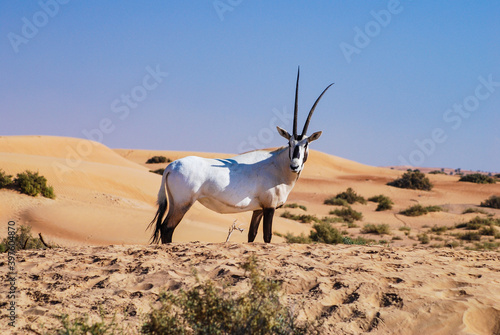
[263,208,275,243]
[160,202,192,243]
[248,210,263,242]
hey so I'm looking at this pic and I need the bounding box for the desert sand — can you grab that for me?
[1,135,500,334]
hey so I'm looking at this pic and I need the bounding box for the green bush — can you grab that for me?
[400,204,442,217]
[342,236,370,245]
[0,169,13,188]
[142,256,317,335]
[14,170,55,199]
[275,232,312,244]
[328,187,367,205]
[430,225,448,235]
[388,169,433,191]
[360,224,390,235]
[146,156,171,164]
[368,195,394,211]
[455,216,500,230]
[459,173,496,184]
[429,170,447,175]
[309,222,344,244]
[481,195,500,209]
[329,206,363,223]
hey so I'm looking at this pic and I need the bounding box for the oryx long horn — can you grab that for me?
[301,82,334,137]
[293,67,300,137]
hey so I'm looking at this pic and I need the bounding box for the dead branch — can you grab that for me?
[225,220,245,242]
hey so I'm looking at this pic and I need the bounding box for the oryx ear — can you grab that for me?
[276,126,292,140]
[307,131,322,143]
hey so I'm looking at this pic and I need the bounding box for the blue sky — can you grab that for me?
[1,1,499,172]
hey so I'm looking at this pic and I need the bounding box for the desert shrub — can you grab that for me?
[14,170,55,199]
[429,170,447,175]
[430,225,448,235]
[146,156,171,164]
[0,225,48,252]
[281,211,321,224]
[459,232,482,241]
[478,225,499,238]
[455,216,500,230]
[329,206,363,223]
[417,233,430,244]
[368,195,394,211]
[323,197,348,206]
[459,173,496,184]
[284,203,307,211]
[142,256,316,335]
[388,169,433,191]
[334,187,367,205]
[55,312,119,335]
[275,232,312,244]
[309,222,344,244]
[468,241,500,251]
[495,174,500,179]
[0,169,13,188]
[400,204,442,217]
[150,168,165,175]
[360,224,390,235]
[342,236,370,245]
[481,195,500,209]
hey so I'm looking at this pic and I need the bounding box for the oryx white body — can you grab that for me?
[166,148,297,215]
[149,68,332,243]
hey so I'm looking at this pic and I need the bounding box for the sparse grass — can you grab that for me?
[368,195,394,211]
[458,231,482,241]
[400,204,442,217]
[388,169,433,191]
[342,236,371,245]
[142,255,318,335]
[481,195,500,209]
[459,173,497,184]
[360,224,391,235]
[462,207,491,215]
[284,203,308,211]
[280,211,321,223]
[146,156,171,164]
[324,187,366,206]
[275,232,312,244]
[329,206,363,223]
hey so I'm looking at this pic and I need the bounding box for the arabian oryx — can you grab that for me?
[149,68,333,243]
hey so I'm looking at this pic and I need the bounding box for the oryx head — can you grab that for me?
[277,68,334,173]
